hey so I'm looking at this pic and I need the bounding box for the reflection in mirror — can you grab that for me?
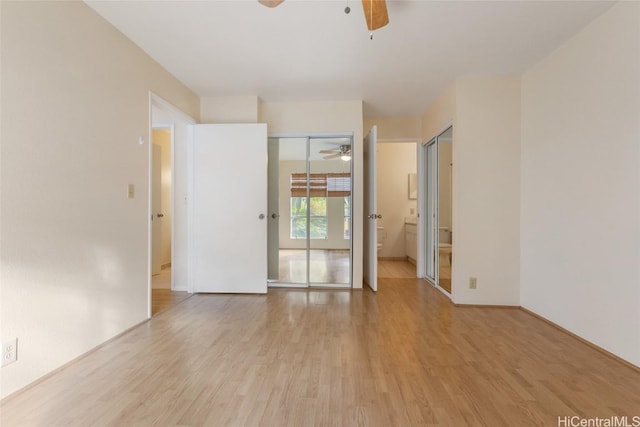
[424,139,437,281]
[309,137,352,286]
[269,137,308,285]
[267,136,352,288]
[437,127,453,293]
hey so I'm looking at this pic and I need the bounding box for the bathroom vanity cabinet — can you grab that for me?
[405,222,417,264]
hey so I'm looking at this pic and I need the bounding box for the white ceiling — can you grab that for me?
[86,0,614,117]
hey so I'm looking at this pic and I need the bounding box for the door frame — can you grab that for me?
[418,137,438,284]
[267,132,355,289]
[376,137,420,271]
[148,92,196,317]
[417,123,453,298]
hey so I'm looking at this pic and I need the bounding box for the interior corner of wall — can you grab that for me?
[257,97,264,123]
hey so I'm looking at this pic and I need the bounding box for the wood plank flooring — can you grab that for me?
[438,249,452,293]
[276,249,350,284]
[2,279,639,426]
[378,260,416,279]
[152,289,191,316]
[152,268,191,315]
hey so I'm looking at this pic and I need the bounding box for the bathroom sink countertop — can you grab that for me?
[405,216,417,224]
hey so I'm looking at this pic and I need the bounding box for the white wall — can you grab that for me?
[377,143,417,258]
[261,101,364,287]
[278,160,351,250]
[0,1,199,398]
[521,2,640,366]
[200,96,260,123]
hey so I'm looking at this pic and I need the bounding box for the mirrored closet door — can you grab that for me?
[422,126,453,295]
[267,135,353,288]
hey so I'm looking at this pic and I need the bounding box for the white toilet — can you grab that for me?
[377,226,384,255]
[439,227,452,266]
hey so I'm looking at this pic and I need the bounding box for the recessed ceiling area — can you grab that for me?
[85,0,614,117]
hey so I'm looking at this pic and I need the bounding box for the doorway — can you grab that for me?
[149,93,196,315]
[151,127,187,314]
[267,135,353,288]
[420,126,453,295]
[375,141,418,280]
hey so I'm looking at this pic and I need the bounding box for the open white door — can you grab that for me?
[191,124,268,294]
[151,143,162,276]
[363,126,379,291]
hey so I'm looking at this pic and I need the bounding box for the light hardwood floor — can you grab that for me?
[2,280,639,426]
[378,259,416,279]
[152,289,191,316]
[438,250,452,293]
[276,249,350,284]
[152,268,191,315]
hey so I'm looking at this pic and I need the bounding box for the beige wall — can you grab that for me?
[422,83,456,142]
[377,143,417,258]
[453,76,521,306]
[152,129,172,268]
[0,1,199,398]
[438,141,452,233]
[363,116,421,141]
[521,2,640,366]
[261,101,364,287]
[421,77,520,306]
[200,96,260,123]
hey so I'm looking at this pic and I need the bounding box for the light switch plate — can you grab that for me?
[127,184,135,199]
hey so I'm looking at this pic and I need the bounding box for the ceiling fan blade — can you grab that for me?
[259,0,284,8]
[361,0,389,31]
[323,153,341,160]
[319,150,339,154]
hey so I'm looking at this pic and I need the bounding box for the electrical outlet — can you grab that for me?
[469,277,477,289]
[2,338,18,367]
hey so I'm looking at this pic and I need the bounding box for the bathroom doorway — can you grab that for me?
[267,135,353,288]
[148,93,195,316]
[151,127,186,314]
[376,141,418,279]
[420,126,453,295]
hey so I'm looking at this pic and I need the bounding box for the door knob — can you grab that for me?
[157,213,164,218]
[259,213,265,220]
[271,213,280,219]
